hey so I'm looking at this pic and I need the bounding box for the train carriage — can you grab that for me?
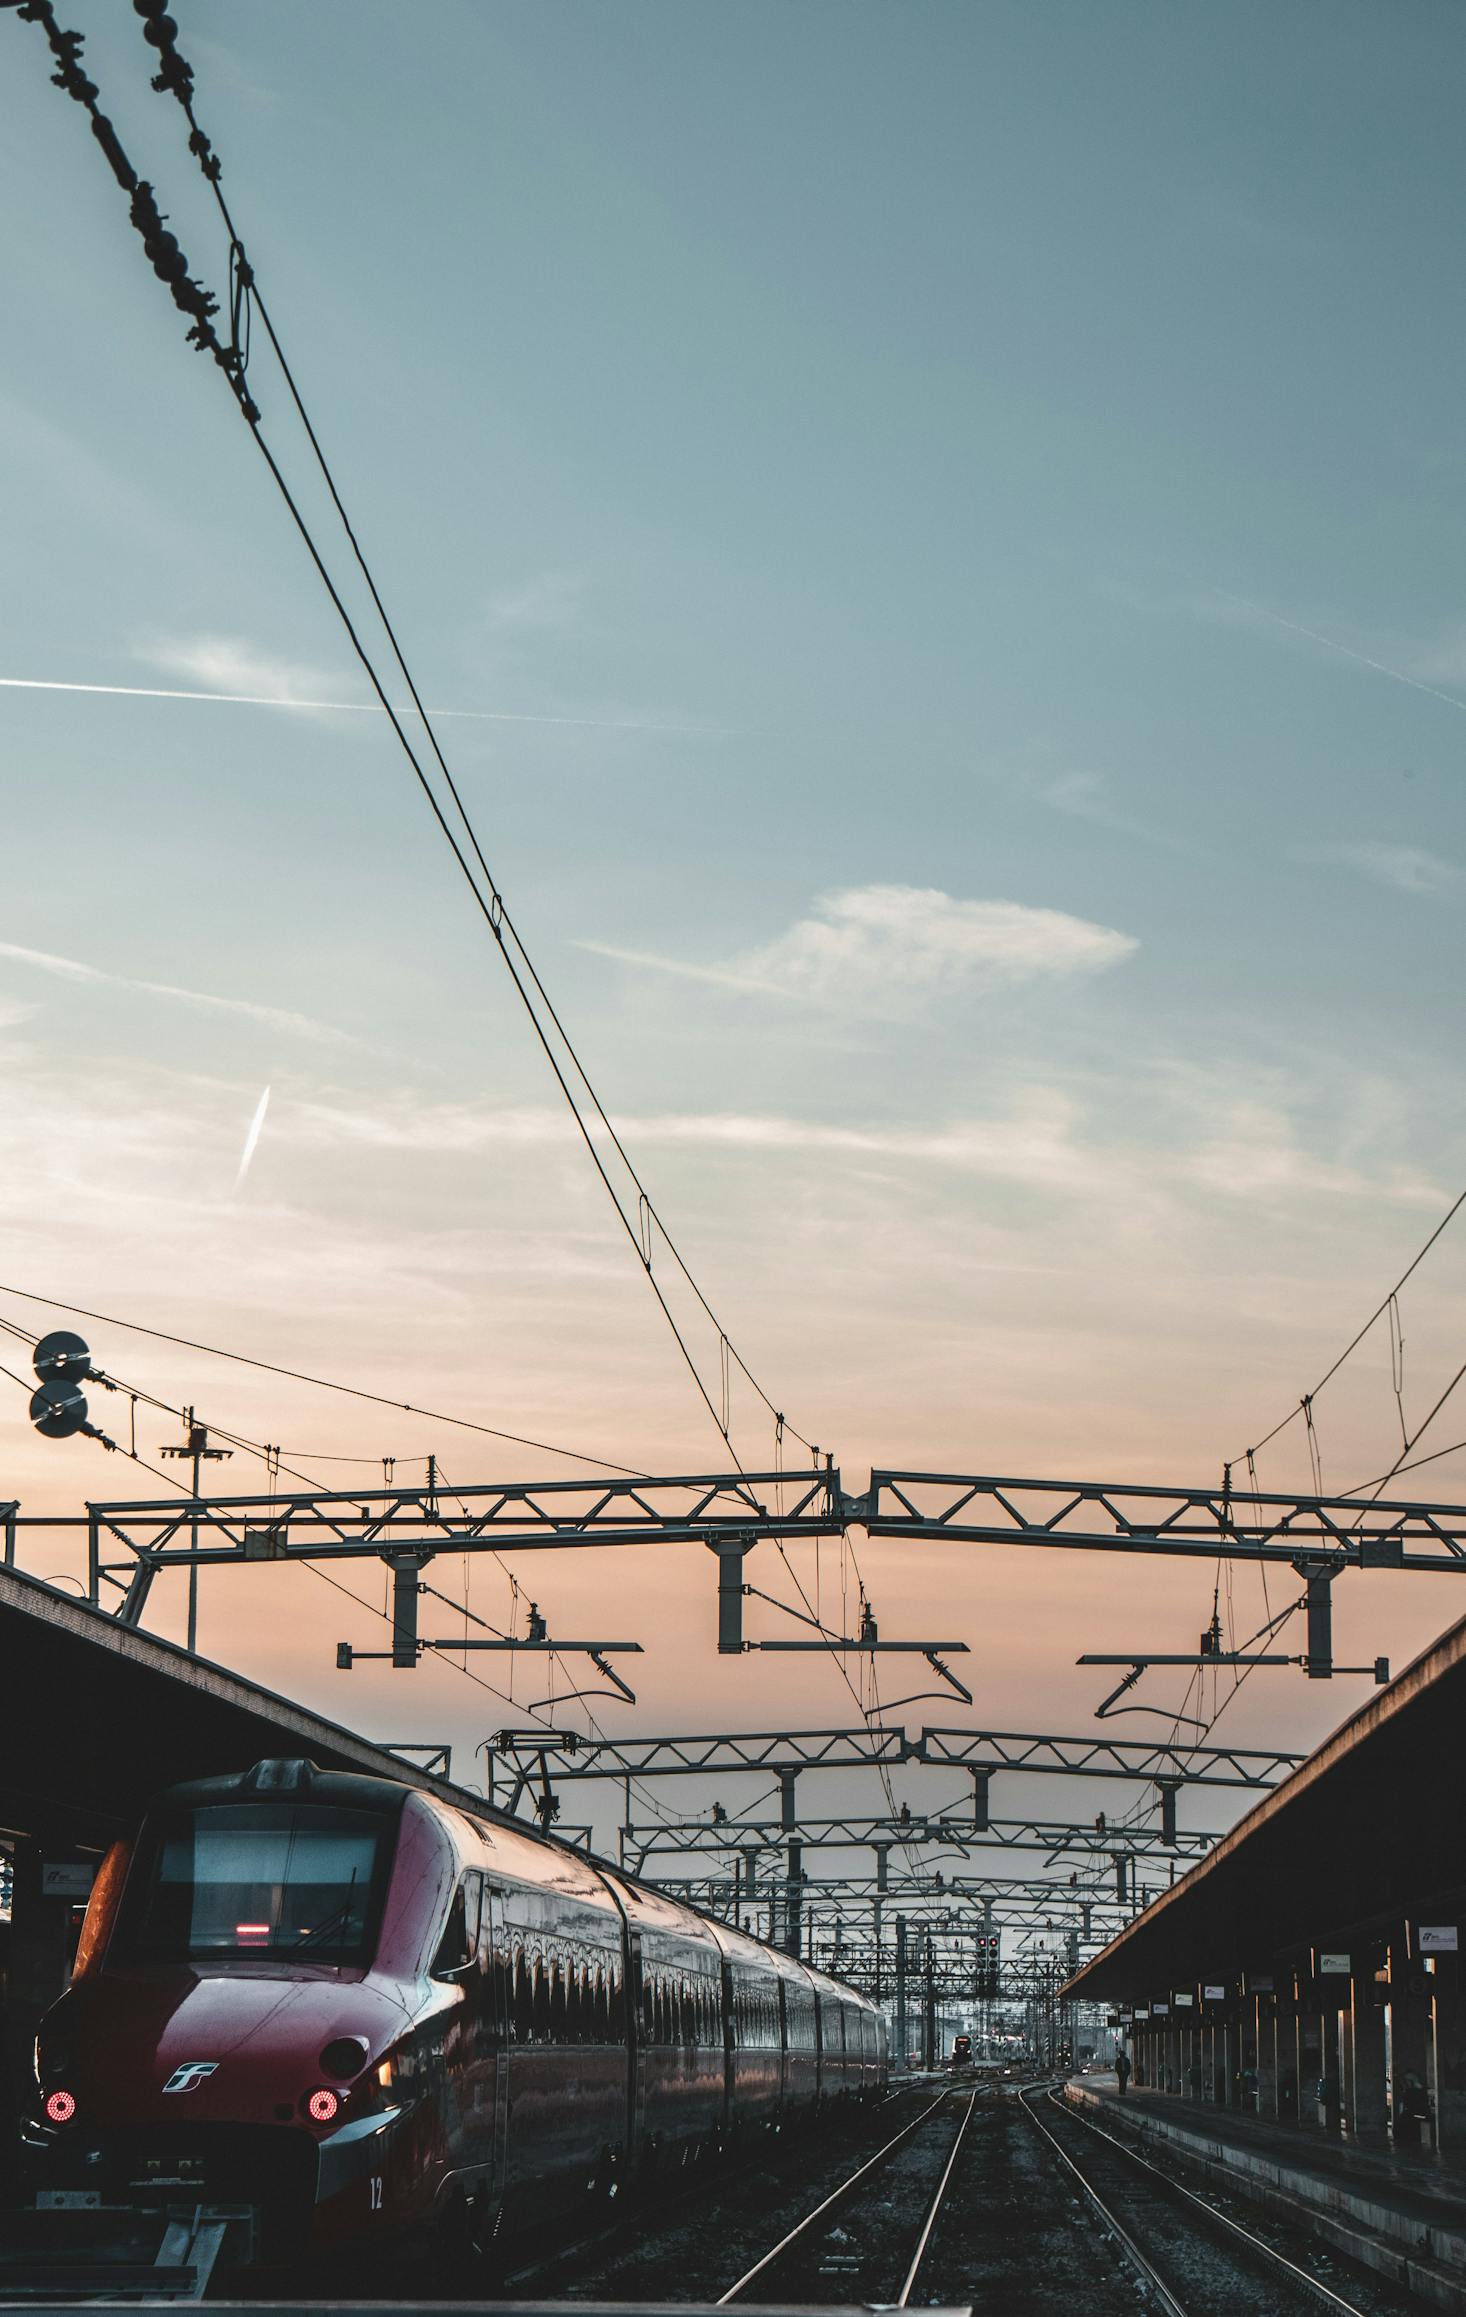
[27,1758,887,2268]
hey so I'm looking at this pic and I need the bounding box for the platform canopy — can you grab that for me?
[1065,1606,1466,2002]
[0,1562,470,1853]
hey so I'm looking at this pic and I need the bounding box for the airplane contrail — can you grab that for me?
[0,674,716,736]
[233,1086,272,1193]
[1213,592,1466,719]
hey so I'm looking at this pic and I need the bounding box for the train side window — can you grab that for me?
[431,1876,475,1978]
[511,1945,532,2041]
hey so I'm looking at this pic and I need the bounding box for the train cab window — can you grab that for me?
[116,1803,389,1965]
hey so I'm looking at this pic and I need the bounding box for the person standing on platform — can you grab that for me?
[1115,2048,1131,2096]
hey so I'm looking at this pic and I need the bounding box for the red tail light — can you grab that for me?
[45,2089,77,2124]
[305,2086,339,2124]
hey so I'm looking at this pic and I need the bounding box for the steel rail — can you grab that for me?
[1018,2082,1189,2317]
[895,2089,979,2306]
[1048,2088,1371,2317]
[714,2087,958,2303]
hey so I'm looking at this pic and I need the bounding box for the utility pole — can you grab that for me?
[159,1408,230,1654]
[895,1914,908,2064]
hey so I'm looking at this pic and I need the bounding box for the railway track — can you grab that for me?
[1019,2084,1378,2317]
[717,2085,982,2306]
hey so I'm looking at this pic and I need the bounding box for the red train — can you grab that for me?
[29,1758,887,2266]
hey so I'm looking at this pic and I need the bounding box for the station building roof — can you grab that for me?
[1065,1606,1466,2003]
[0,1561,471,1854]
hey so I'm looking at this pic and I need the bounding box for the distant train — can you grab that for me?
[28,1758,887,2265]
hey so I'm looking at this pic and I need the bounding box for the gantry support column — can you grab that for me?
[1345,1957,1390,2146]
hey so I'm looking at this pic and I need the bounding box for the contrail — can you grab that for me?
[1214,591,1466,718]
[233,1086,271,1193]
[0,674,715,736]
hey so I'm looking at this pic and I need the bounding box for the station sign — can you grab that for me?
[1133,2005,1150,2018]
[1419,1926,1459,1953]
[1173,1991,1194,2007]
[1319,1952,1351,1976]
[1244,1973,1274,1993]
[41,1862,95,1899]
[1151,2001,1170,2015]
[1202,1983,1227,2000]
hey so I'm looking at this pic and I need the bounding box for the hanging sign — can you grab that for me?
[1203,1983,1227,2000]
[1173,1991,1195,2007]
[1152,2001,1170,2016]
[1319,1952,1351,1976]
[1419,1926,1459,1953]
[41,1862,95,1899]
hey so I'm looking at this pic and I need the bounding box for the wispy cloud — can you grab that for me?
[583,885,1137,1015]
[0,940,357,1047]
[286,1082,1434,1212]
[1205,591,1466,719]
[0,633,718,735]
[1026,770,1201,858]
[1315,842,1460,897]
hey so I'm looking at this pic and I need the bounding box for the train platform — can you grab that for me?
[1068,2073,1466,2311]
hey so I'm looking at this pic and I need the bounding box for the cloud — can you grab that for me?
[142,635,349,708]
[0,939,358,1048]
[1317,843,1460,897]
[0,651,714,736]
[583,885,1137,1014]
[1199,592,1466,720]
[1026,770,1201,859]
[286,1083,1438,1213]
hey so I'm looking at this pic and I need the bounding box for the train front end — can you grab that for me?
[28,1759,458,2266]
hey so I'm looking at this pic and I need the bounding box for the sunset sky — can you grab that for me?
[3,1,1466,1867]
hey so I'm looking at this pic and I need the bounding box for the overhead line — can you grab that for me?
[0,1281,643,1476]
[89,0,809,1475]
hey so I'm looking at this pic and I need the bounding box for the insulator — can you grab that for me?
[143,14,180,47]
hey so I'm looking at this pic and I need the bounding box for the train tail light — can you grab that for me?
[45,2089,77,2124]
[304,2086,340,2124]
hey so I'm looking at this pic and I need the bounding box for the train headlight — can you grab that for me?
[304,2087,340,2125]
[45,2089,77,2125]
[319,2035,369,2078]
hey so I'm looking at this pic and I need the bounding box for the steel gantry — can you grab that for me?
[20,1464,1461,1693]
[484,1721,1300,1787]
[618,1812,1217,1870]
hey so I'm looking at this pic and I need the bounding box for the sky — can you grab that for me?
[3,1,1466,1882]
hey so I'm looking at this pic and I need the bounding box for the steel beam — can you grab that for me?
[621,1813,1216,1862]
[482,1722,1300,1789]
[859,1471,1466,1570]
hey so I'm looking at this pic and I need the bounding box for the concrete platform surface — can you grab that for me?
[1070,2074,1466,2312]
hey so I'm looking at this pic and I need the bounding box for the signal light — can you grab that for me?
[45,2089,77,2124]
[305,2087,340,2124]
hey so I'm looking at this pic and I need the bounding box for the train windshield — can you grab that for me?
[119,1804,389,1965]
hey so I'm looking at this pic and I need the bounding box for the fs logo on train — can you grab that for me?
[161,2063,219,2094]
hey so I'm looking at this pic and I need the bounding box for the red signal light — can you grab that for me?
[306,2086,340,2124]
[45,2089,77,2124]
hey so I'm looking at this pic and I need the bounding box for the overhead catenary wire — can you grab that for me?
[7,0,812,1478]
[1241,1183,1466,1464]
[0,1281,645,1477]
